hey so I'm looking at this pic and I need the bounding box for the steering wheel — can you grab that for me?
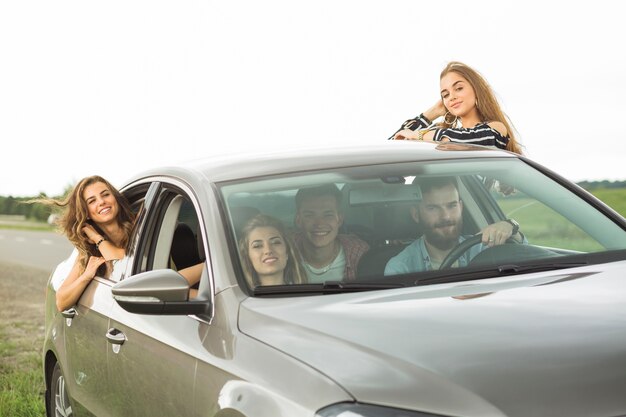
[439,235,483,270]
[439,234,520,270]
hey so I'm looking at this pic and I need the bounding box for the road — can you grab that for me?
[0,228,73,272]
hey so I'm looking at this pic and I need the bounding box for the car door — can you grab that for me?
[106,182,210,417]
[61,271,115,416]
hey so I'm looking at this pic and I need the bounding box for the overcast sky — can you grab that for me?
[1,0,625,197]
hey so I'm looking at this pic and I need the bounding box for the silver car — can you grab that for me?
[43,142,626,417]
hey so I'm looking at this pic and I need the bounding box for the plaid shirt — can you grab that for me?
[293,233,369,281]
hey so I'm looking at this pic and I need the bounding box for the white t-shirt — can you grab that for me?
[303,246,346,283]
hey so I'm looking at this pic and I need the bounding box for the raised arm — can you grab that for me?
[83,224,125,260]
[390,100,446,140]
[55,255,106,312]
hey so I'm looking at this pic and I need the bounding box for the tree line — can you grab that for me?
[577,180,626,190]
[0,195,55,222]
[0,185,72,223]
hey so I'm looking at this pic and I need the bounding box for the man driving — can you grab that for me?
[385,177,522,275]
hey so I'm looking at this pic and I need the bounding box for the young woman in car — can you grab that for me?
[179,214,307,292]
[390,61,523,155]
[36,175,135,311]
[237,214,307,287]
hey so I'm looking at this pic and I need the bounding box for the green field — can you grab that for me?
[0,328,46,417]
[496,187,625,252]
[589,188,626,217]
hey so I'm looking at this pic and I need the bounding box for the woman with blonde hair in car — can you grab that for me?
[34,175,135,311]
[177,214,307,293]
[390,61,523,155]
[238,214,307,287]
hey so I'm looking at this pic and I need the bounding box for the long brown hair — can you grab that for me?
[439,61,522,155]
[238,214,307,287]
[33,175,135,268]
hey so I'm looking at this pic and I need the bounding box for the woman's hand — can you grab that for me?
[423,100,446,121]
[393,129,421,140]
[82,256,106,281]
[82,224,102,245]
[394,129,437,141]
[56,254,107,311]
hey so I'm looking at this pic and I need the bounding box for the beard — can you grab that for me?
[423,219,463,250]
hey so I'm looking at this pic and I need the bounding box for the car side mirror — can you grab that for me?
[112,269,211,316]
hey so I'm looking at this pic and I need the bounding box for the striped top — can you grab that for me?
[389,114,510,150]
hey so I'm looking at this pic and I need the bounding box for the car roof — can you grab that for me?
[125,141,516,186]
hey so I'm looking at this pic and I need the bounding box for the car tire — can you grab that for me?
[48,362,73,417]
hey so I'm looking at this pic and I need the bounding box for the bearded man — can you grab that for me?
[385,177,522,275]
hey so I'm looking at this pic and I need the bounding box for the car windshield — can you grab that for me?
[218,158,626,294]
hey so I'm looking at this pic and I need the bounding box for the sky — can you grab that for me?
[1,0,625,197]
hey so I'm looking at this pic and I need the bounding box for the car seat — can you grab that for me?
[171,223,201,270]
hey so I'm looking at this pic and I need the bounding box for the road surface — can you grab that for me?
[0,228,73,272]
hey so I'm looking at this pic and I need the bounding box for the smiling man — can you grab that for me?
[385,177,521,275]
[294,184,369,283]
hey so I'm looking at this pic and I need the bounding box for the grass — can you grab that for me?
[0,327,46,417]
[0,259,48,417]
[0,368,46,417]
[0,223,54,232]
[495,187,626,252]
[588,188,626,217]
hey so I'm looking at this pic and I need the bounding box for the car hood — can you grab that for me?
[239,261,626,417]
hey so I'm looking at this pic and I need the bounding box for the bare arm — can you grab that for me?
[83,224,125,260]
[422,100,446,122]
[55,255,106,312]
[177,262,205,287]
[394,128,440,142]
[394,101,448,141]
[94,239,125,260]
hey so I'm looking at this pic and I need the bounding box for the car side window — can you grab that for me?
[136,188,205,280]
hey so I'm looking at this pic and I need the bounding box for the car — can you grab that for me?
[43,141,626,417]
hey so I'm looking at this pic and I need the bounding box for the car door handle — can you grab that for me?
[105,328,126,345]
[61,308,76,319]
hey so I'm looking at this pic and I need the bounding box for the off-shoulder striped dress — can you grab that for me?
[389,114,510,150]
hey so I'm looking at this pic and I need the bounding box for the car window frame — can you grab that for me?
[125,177,215,318]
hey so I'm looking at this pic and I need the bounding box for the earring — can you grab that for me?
[444,111,458,127]
[475,99,479,109]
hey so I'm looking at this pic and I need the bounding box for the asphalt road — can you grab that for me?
[0,228,73,273]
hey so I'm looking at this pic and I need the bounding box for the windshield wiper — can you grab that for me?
[416,261,589,286]
[254,262,590,295]
[494,261,589,274]
[253,281,405,296]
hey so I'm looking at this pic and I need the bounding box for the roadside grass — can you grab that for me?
[0,223,54,232]
[0,325,46,417]
[497,187,625,251]
[589,188,626,217]
[0,366,46,417]
[0,265,47,417]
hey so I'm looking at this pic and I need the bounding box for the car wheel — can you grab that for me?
[48,362,73,417]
